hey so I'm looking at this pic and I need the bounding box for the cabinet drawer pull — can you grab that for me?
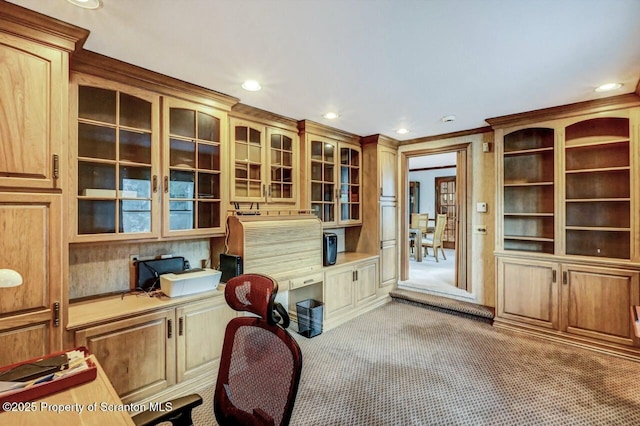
[53,301,60,327]
[164,176,169,193]
[304,279,314,284]
[562,271,568,285]
[53,154,59,180]
[552,270,556,283]
[179,317,184,336]
[168,319,173,338]
[152,175,158,193]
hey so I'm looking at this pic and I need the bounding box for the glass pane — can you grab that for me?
[271,149,282,166]
[271,167,282,182]
[351,204,359,220]
[235,181,248,197]
[120,129,151,164]
[311,141,323,160]
[249,181,261,197]
[169,201,194,230]
[324,183,334,201]
[351,186,360,202]
[270,183,281,198]
[311,182,322,202]
[78,123,116,160]
[198,112,219,142]
[341,203,349,221]
[120,93,151,130]
[78,162,116,195]
[311,162,322,181]
[169,170,195,198]
[282,168,292,183]
[324,164,334,182]
[235,126,248,142]
[351,168,359,185]
[170,138,195,168]
[341,148,349,165]
[282,152,292,167]
[312,203,321,219]
[79,86,116,124]
[282,136,292,151]
[282,184,292,199]
[236,142,248,162]
[120,166,151,198]
[249,145,261,162]
[341,166,349,185]
[351,150,359,167]
[78,200,116,234]
[324,204,334,222]
[236,163,248,179]
[197,201,220,229]
[324,144,334,162]
[249,164,261,180]
[271,134,281,149]
[120,200,151,233]
[249,128,261,144]
[197,173,219,199]
[198,143,220,171]
[170,108,195,138]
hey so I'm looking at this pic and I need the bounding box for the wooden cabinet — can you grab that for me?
[359,136,399,289]
[490,97,640,356]
[75,310,175,403]
[0,5,87,365]
[74,296,234,403]
[69,74,161,241]
[323,258,379,324]
[163,97,227,236]
[497,256,639,352]
[0,193,63,366]
[299,121,362,226]
[229,114,298,205]
[0,32,66,190]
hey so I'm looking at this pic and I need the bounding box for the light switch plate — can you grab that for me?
[476,202,487,213]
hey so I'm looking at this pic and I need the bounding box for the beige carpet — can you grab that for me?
[188,301,640,425]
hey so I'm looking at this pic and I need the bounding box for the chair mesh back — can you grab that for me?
[225,324,295,425]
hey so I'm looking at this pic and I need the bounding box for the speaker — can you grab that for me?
[220,253,243,283]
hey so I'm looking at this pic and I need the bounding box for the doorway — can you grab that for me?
[400,143,471,297]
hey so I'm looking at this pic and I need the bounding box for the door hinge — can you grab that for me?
[53,302,60,327]
[168,319,173,338]
[53,154,59,179]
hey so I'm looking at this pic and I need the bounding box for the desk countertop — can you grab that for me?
[1,355,135,426]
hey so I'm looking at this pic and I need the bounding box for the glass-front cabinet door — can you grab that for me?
[230,119,264,202]
[164,98,226,236]
[266,127,297,203]
[309,138,337,225]
[71,75,160,241]
[339,145,361,224]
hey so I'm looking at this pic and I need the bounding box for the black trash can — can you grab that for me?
[296,299,323,338]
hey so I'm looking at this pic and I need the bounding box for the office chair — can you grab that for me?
[132,273,302,426]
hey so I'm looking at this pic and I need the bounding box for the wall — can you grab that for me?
[398,130,496,307]
[69,239,210,300]
[409,167,457,218]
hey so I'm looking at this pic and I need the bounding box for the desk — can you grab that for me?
[409,228,423,262]
[1,355,135,426]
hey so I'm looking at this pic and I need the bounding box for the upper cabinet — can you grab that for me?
[491,97,640,263]
[229,114,298,205]
[0,7,87,190]
[299,120,361,226]
[70,74,161,241]
[163,97,227,237]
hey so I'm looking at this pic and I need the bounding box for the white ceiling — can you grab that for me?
[8,0,640,141]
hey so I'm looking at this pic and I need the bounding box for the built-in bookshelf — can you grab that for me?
[502,128,555,253]
[564,117,630,259]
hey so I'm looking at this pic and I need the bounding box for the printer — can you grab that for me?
[159,268,222,297]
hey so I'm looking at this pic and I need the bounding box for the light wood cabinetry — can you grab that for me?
[298,121,362,226]
[0,4,87,365]
[359,136,399,289]
[163,97,227,236]
[69,73,161,241]
[73,295,234,403]
[323,258,379,328]
[228,109,299,205]
[490,96,640,357]
[0,193,63,366]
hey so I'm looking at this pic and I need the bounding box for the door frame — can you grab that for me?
[434,175,457,249]
[400,143,471,292]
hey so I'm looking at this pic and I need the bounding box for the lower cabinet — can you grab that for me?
[323,259,379,327]
[496,256,640,355]
[74,296,234,403]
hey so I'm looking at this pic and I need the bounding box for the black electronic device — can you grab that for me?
[136,257,186,290]
[220,253,243,283]
[323,232,337,266]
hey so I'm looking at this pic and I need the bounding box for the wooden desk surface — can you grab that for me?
[1,355,135,426]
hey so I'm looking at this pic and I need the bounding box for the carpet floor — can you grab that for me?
[190,301,640,425]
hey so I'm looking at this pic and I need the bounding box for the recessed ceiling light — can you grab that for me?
[441,115,456,123]
[66,0,102,9]
[323,112,339,120]
[595,83,623,92]
[396,128,409,135]
[241,80,262,91]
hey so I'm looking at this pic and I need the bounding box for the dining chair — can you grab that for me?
[422,214,447,262]
[409,213,428,256]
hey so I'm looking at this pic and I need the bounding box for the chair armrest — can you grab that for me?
[131,394,203,426]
